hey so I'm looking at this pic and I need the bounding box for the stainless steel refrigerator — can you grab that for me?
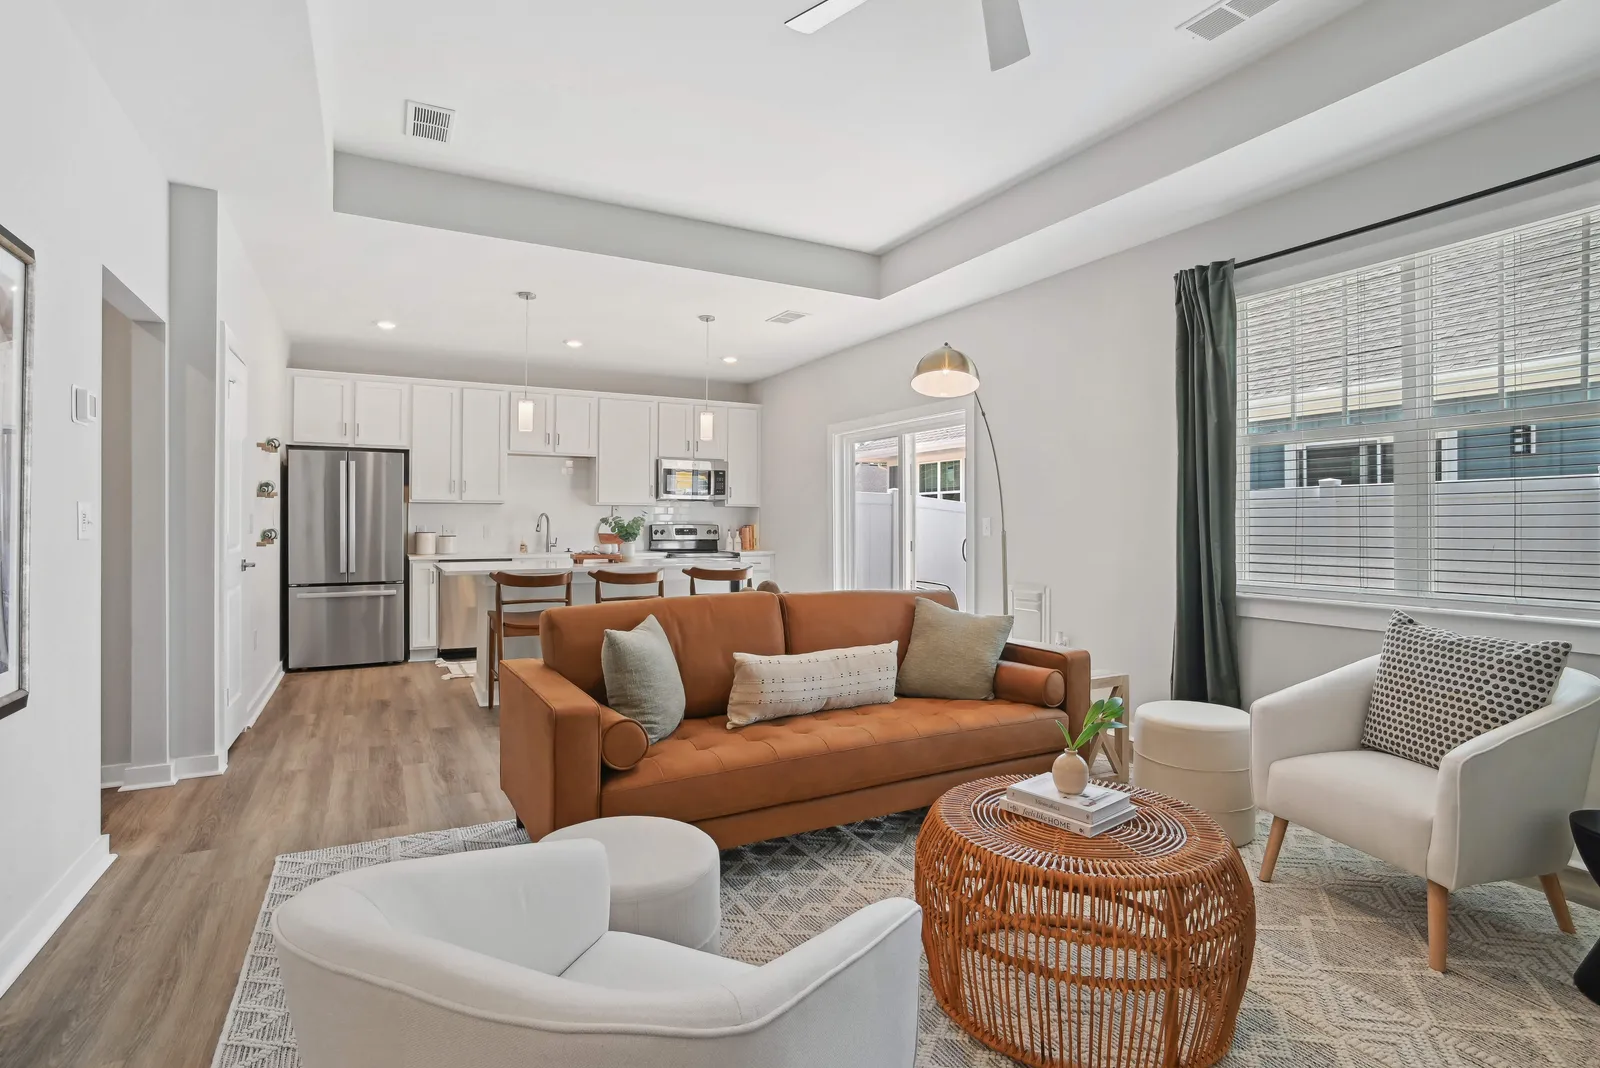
[285,446,407,669]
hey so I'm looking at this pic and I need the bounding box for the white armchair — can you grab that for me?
[272,840,923,1068]
[1251,655,1600,972]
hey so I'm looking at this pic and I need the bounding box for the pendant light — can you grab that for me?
[516,291,536,433]
[698,314,716,441]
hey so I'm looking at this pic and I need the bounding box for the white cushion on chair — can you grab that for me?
[1264,750,1437,876]
[561,931,754,992]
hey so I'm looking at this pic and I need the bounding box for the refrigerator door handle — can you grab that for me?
[295,589,399,599]
[347,456,358,576]
[337,459,348,574]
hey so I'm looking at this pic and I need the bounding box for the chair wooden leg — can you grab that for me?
[1259,817,1288,883]
[1540,873,1577,934]
[1427,881,1449,973]
[486,624,498,708]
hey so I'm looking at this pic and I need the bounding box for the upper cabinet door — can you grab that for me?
[553,394,597,457]
[410,384,460,502]
[726,407,761,507]
[692,404,729,460]
[508,391,553,455]
[292,375,351,444]
[353,380,407,447]
[594,397,656,506]
[657,401,693,458]
[460,388,507,502]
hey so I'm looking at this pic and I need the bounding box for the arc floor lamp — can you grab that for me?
[910,344,1008,611]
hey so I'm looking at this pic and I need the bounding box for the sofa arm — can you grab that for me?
[1001,642,1090,734]
[1432,667,1600,890]
[500,659,605,840]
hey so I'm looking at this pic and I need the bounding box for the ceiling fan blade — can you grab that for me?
[981,0,1030,71]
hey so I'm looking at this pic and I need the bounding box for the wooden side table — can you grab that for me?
[916,776,1255,1068]
[1087,672,1131,781]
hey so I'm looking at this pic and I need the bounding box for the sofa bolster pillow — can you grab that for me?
[994,662,1065,708]
[598,706,651,771]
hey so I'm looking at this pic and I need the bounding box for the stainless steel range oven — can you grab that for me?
[656,458,728,502]
[647,523,740,560]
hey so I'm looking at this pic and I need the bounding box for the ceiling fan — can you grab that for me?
[785,0,1030,71]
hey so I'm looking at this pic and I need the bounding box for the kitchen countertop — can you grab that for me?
[409,550,772,563]
[421,552,773,575]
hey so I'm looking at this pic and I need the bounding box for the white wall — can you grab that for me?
[219,211,289,721]
[0,0,169,996]
[100,302,133,770]
[755,76,1600,731]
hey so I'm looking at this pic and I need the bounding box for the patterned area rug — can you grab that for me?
[213,813,1600,1068]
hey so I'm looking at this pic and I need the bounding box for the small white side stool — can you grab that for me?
[543,815,722,952]
[1131,701,1255,846]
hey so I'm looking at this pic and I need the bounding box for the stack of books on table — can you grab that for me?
[999,774,1138,837]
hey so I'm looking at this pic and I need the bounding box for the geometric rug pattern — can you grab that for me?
[212,812,1600,1068]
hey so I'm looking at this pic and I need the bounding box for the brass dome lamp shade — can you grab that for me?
[910,343,1009,613]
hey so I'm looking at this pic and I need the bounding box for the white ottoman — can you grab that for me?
[1131,701,1255,846]
[542,815,722,952]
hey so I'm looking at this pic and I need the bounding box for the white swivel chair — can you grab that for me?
[1252,655,1600,973]
[272,840,923,1068]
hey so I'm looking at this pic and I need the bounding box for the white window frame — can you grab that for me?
[1236,202,1600,628]
[828,400,978,604]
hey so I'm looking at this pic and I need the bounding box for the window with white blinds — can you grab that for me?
[1237,204,1600,616]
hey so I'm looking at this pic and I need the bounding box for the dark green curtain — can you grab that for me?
[1172,261,1241,708]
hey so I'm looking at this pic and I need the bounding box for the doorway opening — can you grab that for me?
[831,403,976,609]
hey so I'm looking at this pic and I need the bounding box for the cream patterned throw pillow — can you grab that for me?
[726,642,898,728]
[1361,611,1570,768]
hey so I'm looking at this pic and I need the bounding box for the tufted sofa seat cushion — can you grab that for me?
[600,698,1065,824]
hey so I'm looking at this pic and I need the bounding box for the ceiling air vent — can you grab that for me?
[405,101,454,143]
[766,310,811,325]
[1180,0,1281,41]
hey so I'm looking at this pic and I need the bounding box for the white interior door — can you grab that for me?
[222,347,250,748]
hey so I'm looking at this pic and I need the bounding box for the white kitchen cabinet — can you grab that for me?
[594,397,656,505]
[353,380,407,447]
[291,374,351,444]
[410,384,460,502]
[460,388,508,502]
[508,390,554,455]
[726,406,761,507]
[553,393,597,457]
[410,561,438,649]
[693,404,729,460]
[657,401,694,458]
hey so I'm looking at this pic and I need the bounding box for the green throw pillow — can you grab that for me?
[601,615,685,744]
[896,597,1014,700]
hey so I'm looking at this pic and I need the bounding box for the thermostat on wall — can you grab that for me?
[72,385,100,425]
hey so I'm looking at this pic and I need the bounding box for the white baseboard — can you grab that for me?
[173,752,225,779]
[101,762,130,789]
[0,835,115,1000]
[242,666,283,733]
[118,761,178,791]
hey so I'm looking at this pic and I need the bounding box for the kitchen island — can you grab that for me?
[411,552,776,707]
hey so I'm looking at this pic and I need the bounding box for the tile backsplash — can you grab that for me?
[408,454,753,556]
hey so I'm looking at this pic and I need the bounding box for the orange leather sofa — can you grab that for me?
[499,589,1091,849]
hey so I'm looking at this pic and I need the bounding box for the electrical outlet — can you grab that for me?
[76,501,93,540]
[1053,630,1070,646]
[981,517,992,536]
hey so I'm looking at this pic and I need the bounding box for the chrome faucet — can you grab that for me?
[536,512,556,552]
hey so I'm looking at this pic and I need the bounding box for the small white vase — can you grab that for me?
[619,540,637,560]
[1052,750,1089,795]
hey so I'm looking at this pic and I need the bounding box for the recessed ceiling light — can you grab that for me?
[374,320,397,331]
[565,339,583,348]
[722,356,738,364]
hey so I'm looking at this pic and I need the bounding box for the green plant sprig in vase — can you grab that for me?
[599,512,648,558]
[1051,696,1125,795]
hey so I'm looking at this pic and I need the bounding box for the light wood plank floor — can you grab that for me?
[0,662,508,1068]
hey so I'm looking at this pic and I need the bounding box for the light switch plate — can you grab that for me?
[72,385,100,425]
[981,517,992,536]
[76,501,93,540]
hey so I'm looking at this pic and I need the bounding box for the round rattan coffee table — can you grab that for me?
[915,776,1255,1068]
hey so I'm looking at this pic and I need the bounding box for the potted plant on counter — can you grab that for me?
[1052,697,1125,795]
[599,512,648,559]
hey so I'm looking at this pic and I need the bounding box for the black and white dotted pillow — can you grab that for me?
[1361,611,1570,768]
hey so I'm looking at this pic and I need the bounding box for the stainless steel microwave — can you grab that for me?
[657,458,728,501]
